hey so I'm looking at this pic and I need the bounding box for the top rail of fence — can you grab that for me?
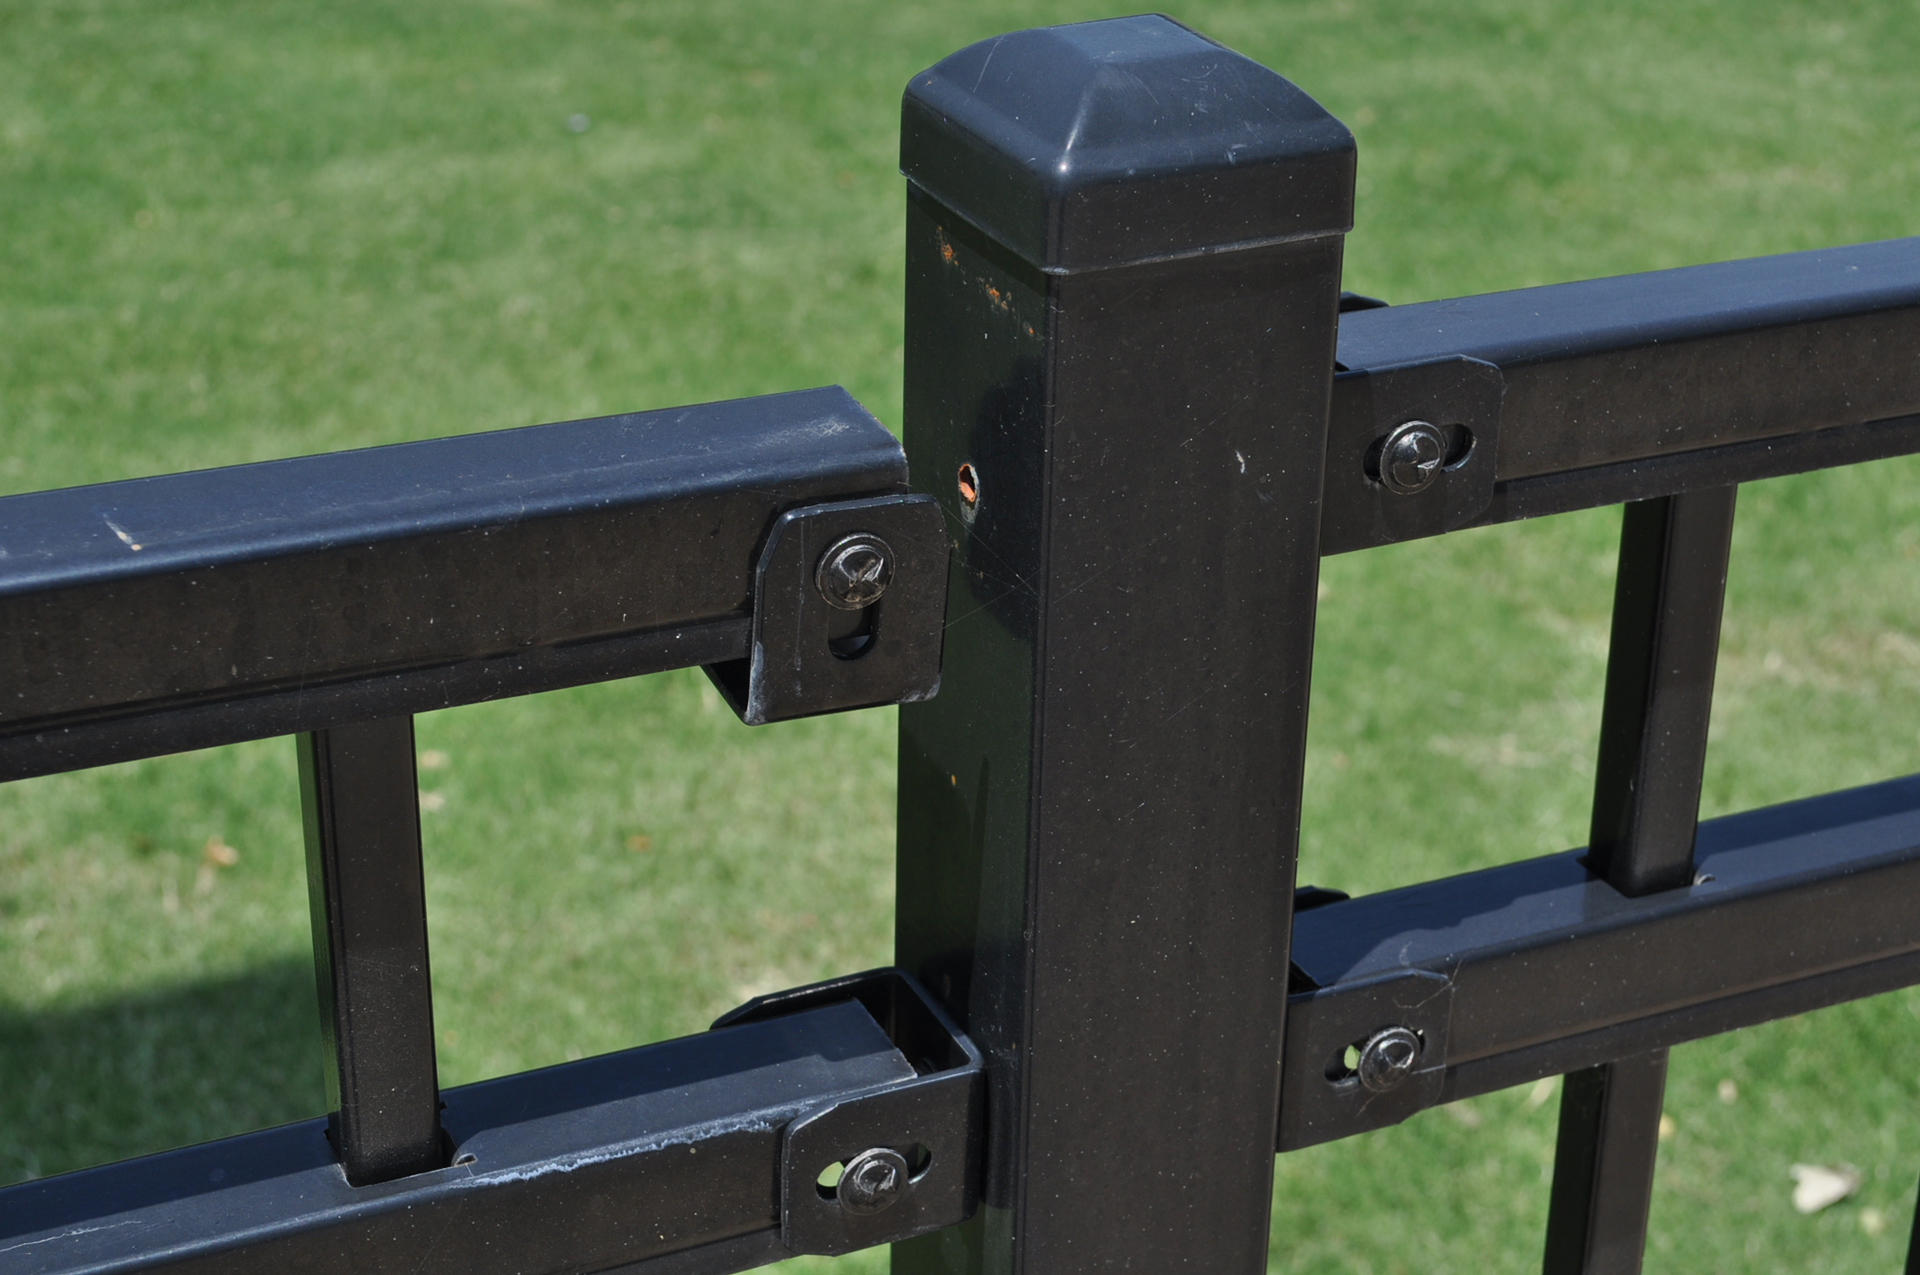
[1323,236,1920,553]
[0,385,907,781]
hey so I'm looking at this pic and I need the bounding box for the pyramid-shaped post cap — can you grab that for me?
[901,15,1355,273]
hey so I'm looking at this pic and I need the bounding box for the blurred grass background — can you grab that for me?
[2,0,1918,1271]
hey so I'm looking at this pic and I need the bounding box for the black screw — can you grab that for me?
[836,1147,911,1215]
[1376,420,1447,495]
[1355,1026,1423,1093]
[815,533,895,610]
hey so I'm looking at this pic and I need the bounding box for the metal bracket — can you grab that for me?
[714,968,986,1257]
[1319,356,1505,555]
[780,1066,981,1255]
[706,494,950,724]
[1277,968,1453,1152]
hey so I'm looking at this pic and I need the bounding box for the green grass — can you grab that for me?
[2,1,1918,1272]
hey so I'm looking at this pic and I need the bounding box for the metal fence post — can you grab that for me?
[892,17,1352,1274]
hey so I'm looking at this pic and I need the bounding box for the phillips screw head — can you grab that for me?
[1355,1026,1423,1093]
[815,533,896,610]
[836,1147,912,1215]
[1376,420,1448,495]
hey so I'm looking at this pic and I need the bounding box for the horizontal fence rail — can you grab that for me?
[1281,774,1920,1150]
[0,385,946,780]
[5,14,1920,1275]
[0,972,984,1275]
[1322,238,1920,553]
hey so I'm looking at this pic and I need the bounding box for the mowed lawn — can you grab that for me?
[3,1,1919,1272]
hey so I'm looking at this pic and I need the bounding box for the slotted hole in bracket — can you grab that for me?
[906,1143,933,1180]
[1442,424,1475,470]
[816,1159,845,1199]
[827,603,877,661]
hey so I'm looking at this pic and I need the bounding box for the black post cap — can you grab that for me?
[901,14,1355,273]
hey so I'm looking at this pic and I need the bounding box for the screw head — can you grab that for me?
[1376,420,1447,495]
[836,1147,911,1215]
[1355,1026,1423,1093]
[815,533,895,610]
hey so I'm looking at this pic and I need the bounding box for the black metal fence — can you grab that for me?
[5,14,1920,1275]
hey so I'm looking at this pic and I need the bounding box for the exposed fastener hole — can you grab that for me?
[1442,424,1475,470]
[906,1142,934,1180]
[957,462,981,523]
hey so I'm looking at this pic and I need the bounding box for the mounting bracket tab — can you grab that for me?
[714,968,986,1257]
[1320,355,1505,554]
[1278,967,1454,1152]
[706,493,949,724]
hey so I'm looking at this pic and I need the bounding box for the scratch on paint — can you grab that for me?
[0,1220,146,1255]
[103,517,142,551]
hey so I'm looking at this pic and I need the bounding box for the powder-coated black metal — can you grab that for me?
[1280,773,1920,1150]
[712,969,989,1258]
[1540,486,1735,1274]
[1321,238,1920,550]
[299,716,443,1186]
[1542,1043,1667,1275]
[1320,356,1504,554]
[0,616,753,783]
[1483,410,1920,526]
[898,17,1354,272]
[1589,488,1737,897]
[1279,969,1454,1150]
[1542,1053,1669,1275]
[893,16,1350,1274]
[0,973,983,1275]
[0,386,905,780]
[704,494,949,725]
[1336,238,1920,480]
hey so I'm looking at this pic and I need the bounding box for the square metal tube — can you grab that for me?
[300,716,444,1185]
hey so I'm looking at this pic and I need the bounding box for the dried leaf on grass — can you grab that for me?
[1789,1163,1862,1214]
[195,836,239,895]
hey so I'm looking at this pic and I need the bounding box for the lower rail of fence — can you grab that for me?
[1280,771,1920,1151]
[0,971,982,1275]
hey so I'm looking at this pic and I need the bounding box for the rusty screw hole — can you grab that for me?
[956,462,981,523]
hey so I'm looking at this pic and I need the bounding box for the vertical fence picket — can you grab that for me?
[1587,488,1741,895]
[299,716,445,1185]
[1543,487,1738,1274]
[1544,1052,1672,1275]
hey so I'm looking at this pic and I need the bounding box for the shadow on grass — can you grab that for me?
[0,957,326,1187]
